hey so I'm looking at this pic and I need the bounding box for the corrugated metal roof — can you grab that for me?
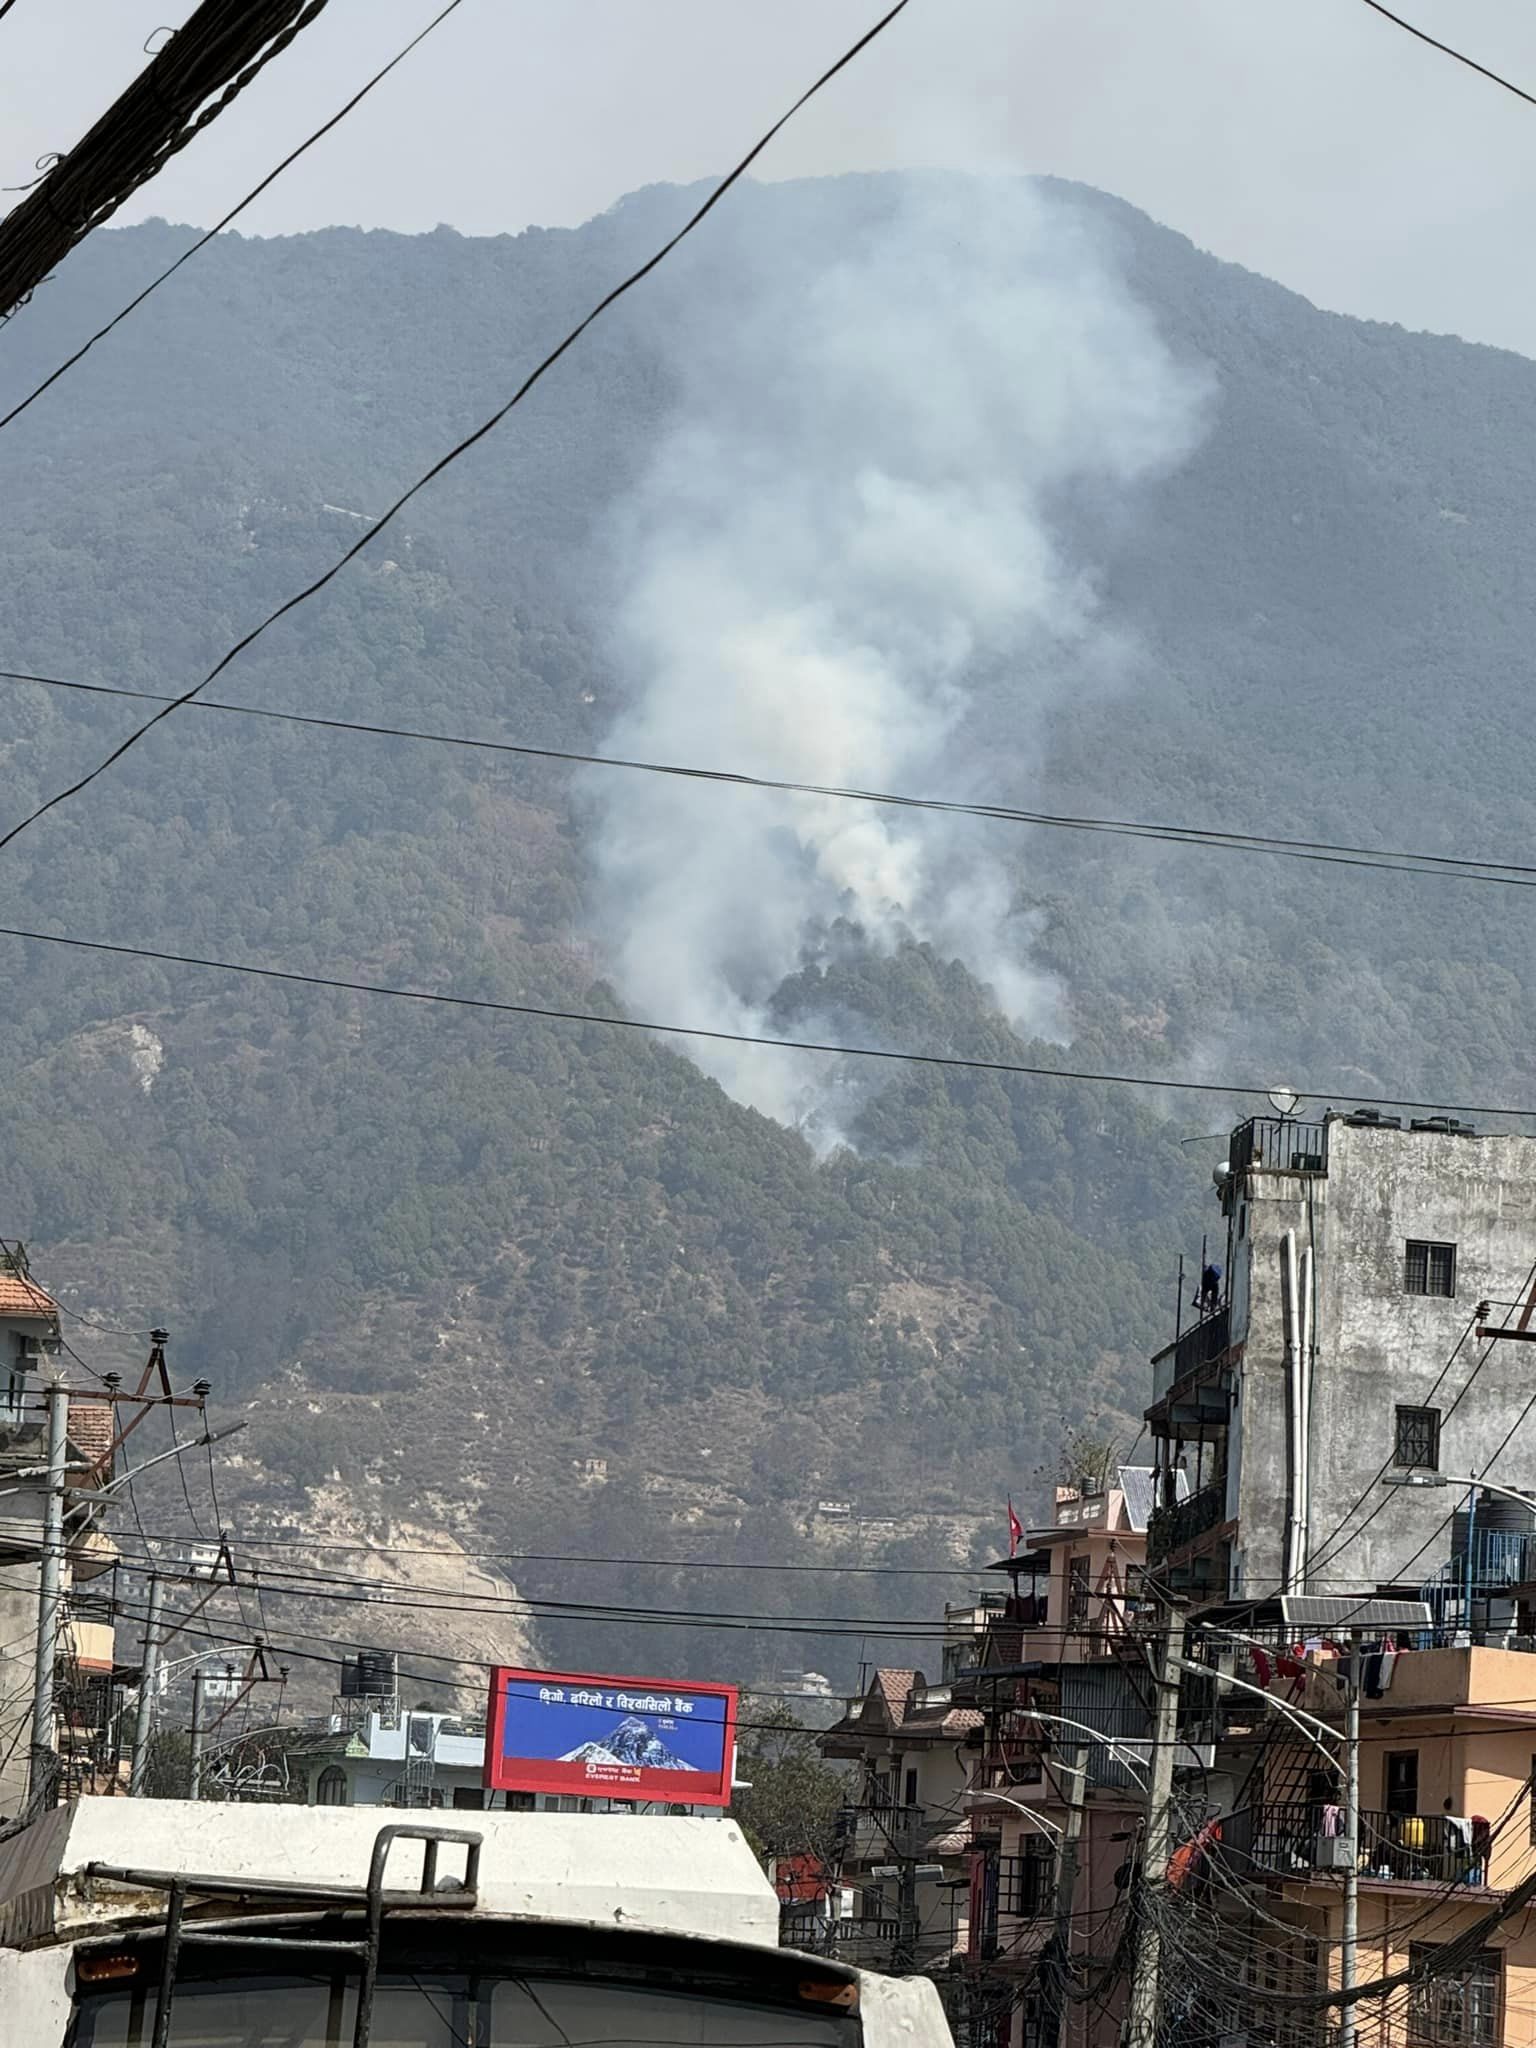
[1117,1464,1187,1532]
[1119,1466,1155,1532]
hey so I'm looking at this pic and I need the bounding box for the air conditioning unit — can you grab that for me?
[1313,1836,1353,1871]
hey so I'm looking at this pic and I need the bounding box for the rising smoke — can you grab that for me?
[586,176,1207,1133]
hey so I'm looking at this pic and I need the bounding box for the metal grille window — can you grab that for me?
[1408,1946,1500,2048]
[1405,1240,1457,1297]
[1394,1405,1441,1471]
[999,1839,1055,1918]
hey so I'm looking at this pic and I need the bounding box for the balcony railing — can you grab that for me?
[835,1802,931,1862]
[781,1912,901,1959]
[1147,1481,1226,1564]
[1228,1807,1491,1887]
[1229,1117,1328,1177]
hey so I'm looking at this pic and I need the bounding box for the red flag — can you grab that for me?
[1007,1500,1023,1556]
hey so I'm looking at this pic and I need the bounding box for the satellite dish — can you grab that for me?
[1267,1086,1300,1117]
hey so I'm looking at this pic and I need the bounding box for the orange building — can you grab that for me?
[1164,1642,1536,2048]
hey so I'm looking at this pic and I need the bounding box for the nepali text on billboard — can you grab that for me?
[484,1666,738,1806]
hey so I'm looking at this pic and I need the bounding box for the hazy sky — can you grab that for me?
[5,0,1536,355]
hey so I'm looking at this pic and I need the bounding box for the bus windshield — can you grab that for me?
[72,1967,862,2048]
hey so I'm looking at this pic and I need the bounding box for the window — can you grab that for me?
[1406,1240,1457,1298]
[1068,1555,1092,1624]
[1385,1751,1420,1818]
[452,1787,485,1810]
[904,1767,919,1807]
[314,1765,348,1807]
[1395,1405,1442,1471]
[1000,1837,1055,1919]
[505,1790,536,1811]
[1408,1946,1500,2048]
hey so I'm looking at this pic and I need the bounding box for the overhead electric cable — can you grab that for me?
[6,664,1536,890]
[0,912,1531,1120]
[0,1,337,321]
[0,0,913,858]
[1358,0,1536,109]
[126,1531,990,1576]
[0,0,470,436]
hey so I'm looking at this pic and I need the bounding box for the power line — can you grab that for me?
[9,663,1536,891]
[0,0,914,860]
[3,910,1534,1120]
[0,1,336,322]
[123,1530,991,1577]
[1358,0,1536,110]
[0,0,470,437]
[114,1551,967,1637]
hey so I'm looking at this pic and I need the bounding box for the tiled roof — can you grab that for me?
[906,1703,984,1735]
[873,1668,917,1715]
[0,1272,58,1317]
[67,1398,115,1472]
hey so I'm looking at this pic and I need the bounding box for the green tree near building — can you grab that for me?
[730,1699,848,1877]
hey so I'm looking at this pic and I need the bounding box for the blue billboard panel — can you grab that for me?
[485,1666,738,1806]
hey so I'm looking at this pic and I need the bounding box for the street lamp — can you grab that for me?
[1383,1472,1536,1512]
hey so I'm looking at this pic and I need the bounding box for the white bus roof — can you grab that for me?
[0,1799,780,1952]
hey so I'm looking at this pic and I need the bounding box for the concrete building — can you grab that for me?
[272,1704,733,1817]
[1161,1640,1536,2048]
[1146,1112,1536,1606]
[957,1466,1172,2048]
[0,1257,118,1815]
[818,1660,986,1973]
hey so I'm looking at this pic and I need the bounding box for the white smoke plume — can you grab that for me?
[587,176,1206,1132]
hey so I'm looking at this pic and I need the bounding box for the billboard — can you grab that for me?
[485,1665,738,1807]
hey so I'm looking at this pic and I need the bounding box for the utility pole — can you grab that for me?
[188,1667,208,1801]
[1050,1744,1088,2048]
[1126,1608,1186,2048]
[895,1851,918,1974]
[128,1572,165,1796]
[1340,1632,1361,2048]
[27,1380,70,1814]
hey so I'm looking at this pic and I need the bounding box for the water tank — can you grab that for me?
[357,1649,398,1697]
[338,1656,361,1698]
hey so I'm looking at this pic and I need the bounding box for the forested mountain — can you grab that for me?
[0,172,1531,1689]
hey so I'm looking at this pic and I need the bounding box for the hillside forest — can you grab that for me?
[1,172,1533,1690]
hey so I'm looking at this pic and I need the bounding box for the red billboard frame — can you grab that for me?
[484,1665,739,1807]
